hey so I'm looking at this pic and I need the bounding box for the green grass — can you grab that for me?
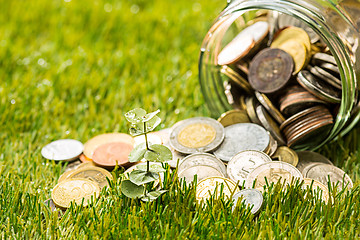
[1,0,360,238]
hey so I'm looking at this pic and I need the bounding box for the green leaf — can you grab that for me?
[142,109,160,122]
[136,163,166,173]
[144,144,172,162]
[144,115,161,132]
[125,108,147,124]
[129,169,159,185]
[129,124,144,136]
[128,143,146,162]
[120,180,145,198]
[141,190,168,202]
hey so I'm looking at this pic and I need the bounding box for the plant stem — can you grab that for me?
[144,122,149,150]
[147,160,150,173]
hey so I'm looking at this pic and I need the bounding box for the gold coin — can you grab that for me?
[60,166,113,189]
[272,146,299,167]
[239,95,247,110]
[271,26,311,53]
[217,109,250,127]
[83,133,134,159]
[52,178,100,209]
[177,123,216,148]
[302,178,329,203]
[196,176,239,201]
[274,40,308,74]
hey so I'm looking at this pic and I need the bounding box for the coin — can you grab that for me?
[44,198,59,212]
[302,163,353,190]
[272,146,299,167]
[52,178,100,209]
[79,154,92,163]
[217,21,269,65]
[296,151,333,174]
[271,26,311,53]
[297,70,341,103]
[266,134,278,157]
[248,48,294,93]
[255,91,285,124]
[41,139,84,161]
[245,97,262,125]
[178,165,225,185]
[308,65,342,90]
[302,178,329,203]
[221,65,253,94]
[61,166,113,189]
[312,52,337,66]
[217,109,250,127]
[170,117,225,154]
[232,189,263,214]
[245,161,303,190]
[178,153,227,177]
[92,142,134,168]
[213,123,270,162]
[64,160,82,173]
[83,133,134,159]
[319,62,340,75]
[196,177,239,201]
[227,150,272,186]
[256,105,286,146]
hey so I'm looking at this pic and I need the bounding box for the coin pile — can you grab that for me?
[217,12,346,148]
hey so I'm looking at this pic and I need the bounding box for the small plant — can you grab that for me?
[120,108,172,201]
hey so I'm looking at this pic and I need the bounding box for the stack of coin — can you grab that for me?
[216,12,346,148]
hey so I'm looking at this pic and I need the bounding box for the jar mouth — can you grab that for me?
[199,0,357,150]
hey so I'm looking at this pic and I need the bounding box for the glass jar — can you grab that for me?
[199,0,360,150]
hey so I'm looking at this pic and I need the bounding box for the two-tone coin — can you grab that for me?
[170,117,225,154]
[41,139,84,161]
[272,146,298,167]
[178,153,227,177]
[227,150,272,186]
[196,177,239,201]
[217,109,250,127]
[245,161,303,190]
[232,189,263,214]
[92,142,134,168]
[213,123,270,162]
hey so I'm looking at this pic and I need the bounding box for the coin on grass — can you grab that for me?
[214,123,270,162]
[196,177,239,201]
[83,133,134,159]
[64,160,82,173]
[302,178,329,203]
[44,198,58,212]
[217,109,250,127]
[79,154,92,163]
[227,150,272,186]
[255,91,285,124]
[52,178,100,209]
[41,139,83,162]
[178,153,227,177]
[245,161,303,190]
[178,165,225,185]
[92,142,134,168]
[61,166,113,189]
[296,151,333,174]
[302,163,353,190]
[272,146,298,167]
[248,48,294,93]
[232,189,263,214]
[170,117,225,154]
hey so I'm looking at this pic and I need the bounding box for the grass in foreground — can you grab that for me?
[0,0,360,238]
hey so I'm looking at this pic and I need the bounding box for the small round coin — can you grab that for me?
[196,177,239,201]
[92,142,134,168]
[52,178,100,209]
[83,133,134,159]
[178,153,227,177]
[170,117,225,154]
[227,150,272,186]
[79,154,92,163]
[213,123,270,162]
[272,146,299,167]
[232,189,263,214]
[248,48,294,93]
[255,91,285,124]
[217,109,250,127]
[64,160,82,173]
[296,151,333,175]
[178,165,225,185]
[245,161,303,190]
[245,97,262,125]
[41,139,84,161]
[302,178,329,203]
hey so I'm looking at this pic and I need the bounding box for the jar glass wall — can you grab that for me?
[199,0,360,150]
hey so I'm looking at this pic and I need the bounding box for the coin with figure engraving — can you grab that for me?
[232,189,263,214]
[41,139,84,162]
[227,150,272,186]
[196,177,239,201]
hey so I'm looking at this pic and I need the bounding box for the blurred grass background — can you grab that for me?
[1,0,360,238]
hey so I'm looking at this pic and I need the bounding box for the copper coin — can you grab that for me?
[255,91,285,124]
[92,142,134,168]
[297,70,341,103]
[280,91,326,116]
[308,65,342,90]
[248,48,294,93]
[79,154,92,163]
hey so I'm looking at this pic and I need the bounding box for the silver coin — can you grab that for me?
[296,151,333,175]
[213,123,270,162]
[302,163,353,190]
[170,117,225,154]
[308,65,342,90]
[227,150,272,186]
[297,70,341,103]
[320,62,340,75]
[41,139,84,161]
[312,52,337,66]
[245,161,303,190]
[255,91,285,125]
[256,105,286,146]
[266,134,278,157]
[232,189,263,214]
[178,153,227,177]
[178,165,224,184]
